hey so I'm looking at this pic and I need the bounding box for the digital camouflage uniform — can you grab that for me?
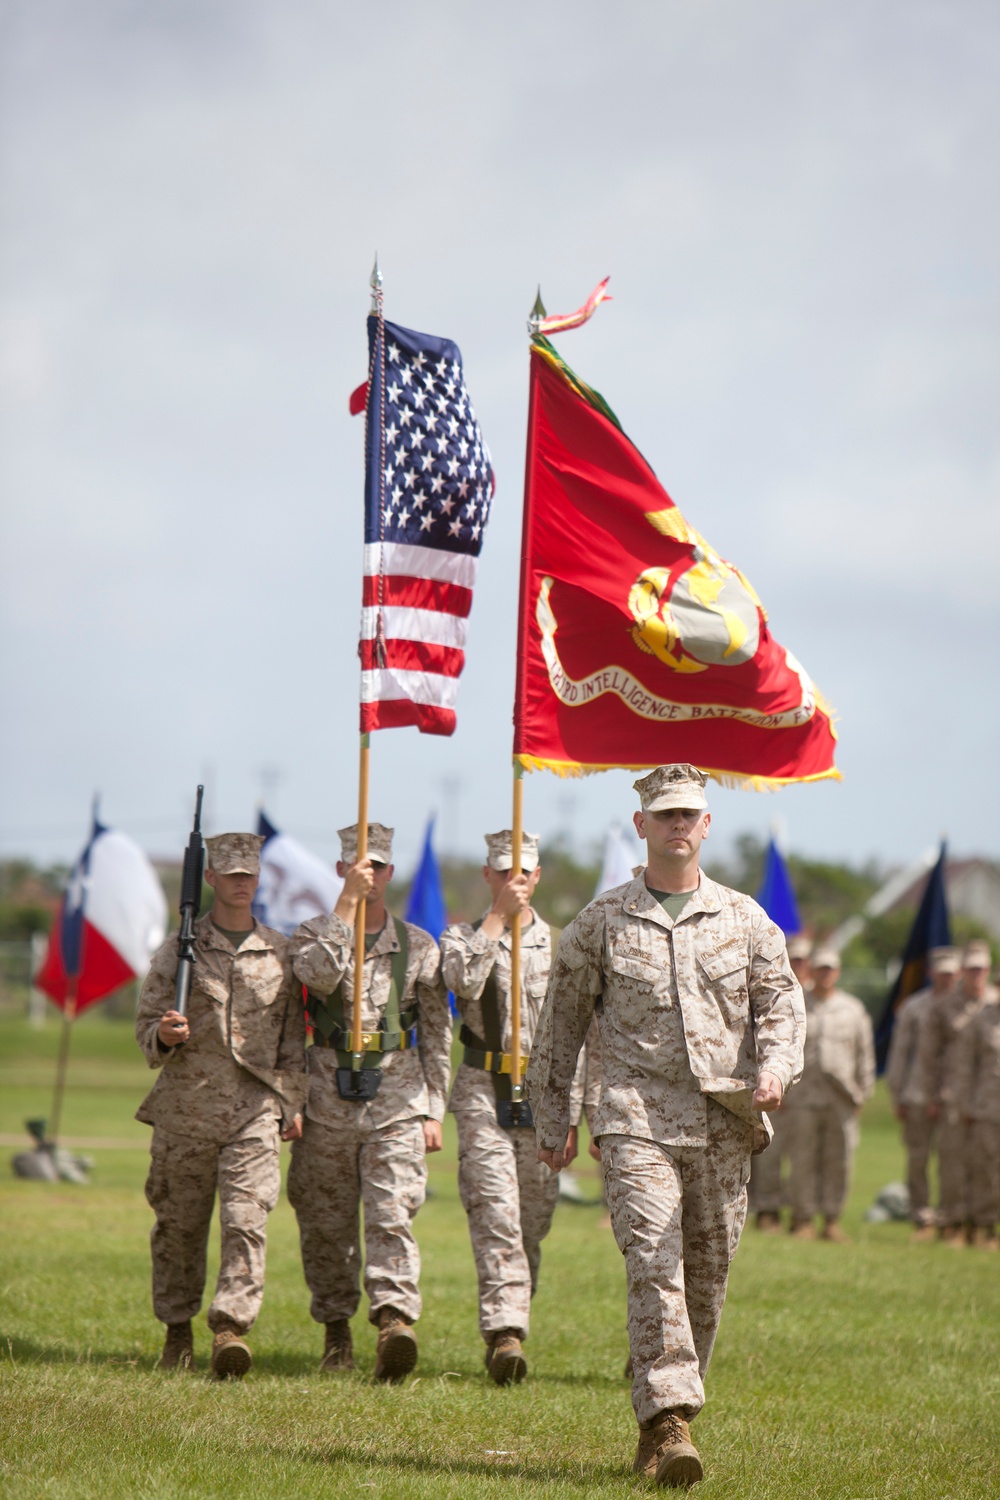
[916,981,990,1227]
[952,994,1000,1229]
[441,912,585,1342]
[135,915,307,1332]
[287,912,451,1326]
[784,988,875,1223]
[528,872,804,1426]
[884,987,937,1225]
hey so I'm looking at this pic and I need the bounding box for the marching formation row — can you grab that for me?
[134,762,995,1489]
[747,938,1000,1244]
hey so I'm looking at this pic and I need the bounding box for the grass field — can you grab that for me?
[2,1012,999,1498]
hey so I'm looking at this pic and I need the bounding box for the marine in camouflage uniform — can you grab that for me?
[440,829,586,1384]
[916,939,995,1243]
[783,946,875,1242]
[748,934,812,1232]
[287,822,451,1380]
[933,942,999,1246]
[884,947,958,1234]
[528,765,804,1489]
[135,832,307,1379]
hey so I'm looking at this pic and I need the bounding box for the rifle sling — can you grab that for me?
[307,918,414,1068]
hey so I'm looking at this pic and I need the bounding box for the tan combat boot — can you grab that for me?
[939,1225,965,1247]
[373,1307,417,1383]
[821,1219,851,1244]
[158,1320,193,1371]
[790,1220,816,1241]
[970,1227,999,1251]
[910,1224,937,1244]
[320,1319,354,1373]
[210,1321,252,1381]
[633,1411,703,1488]
[485,1329,527,1385]
[755,1211,782,1235]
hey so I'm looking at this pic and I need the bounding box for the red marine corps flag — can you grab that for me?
[513,306,838,786]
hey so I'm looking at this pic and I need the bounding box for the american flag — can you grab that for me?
[360,314,494,736]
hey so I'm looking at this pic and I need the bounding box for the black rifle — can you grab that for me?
[174,785,205,1018]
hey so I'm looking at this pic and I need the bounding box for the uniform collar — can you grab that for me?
[366,915,401,956]
[198,912,275,953]
[618,871,722,930]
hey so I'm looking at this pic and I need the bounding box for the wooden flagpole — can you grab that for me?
[349,256,384,1082]
[508,763,525,1116]
[350,734,370,1076]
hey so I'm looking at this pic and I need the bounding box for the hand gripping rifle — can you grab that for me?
[174,785,205,1018]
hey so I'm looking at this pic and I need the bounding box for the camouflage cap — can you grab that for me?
[485,830,540,872]
[633,763,709,812]
[811,944,841,970]
[786,934,813,962]
[928,946,960,974]
[338,822,394,866]
[205,833,264,875]
[962,939,993,970]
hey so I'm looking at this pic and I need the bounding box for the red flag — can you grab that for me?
[513,339,838,786]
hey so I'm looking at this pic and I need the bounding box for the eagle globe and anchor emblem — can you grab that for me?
[533,505,817,731]
[628,515,762,672]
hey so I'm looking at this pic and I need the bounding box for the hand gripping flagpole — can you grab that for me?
[350,256,384,1084]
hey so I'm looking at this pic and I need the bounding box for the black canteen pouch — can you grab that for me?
[495,1093,534,1130]
[336,1066,382,1101]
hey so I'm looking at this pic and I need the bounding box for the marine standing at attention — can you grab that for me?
[783,945,875,1242]
[287,822,451,1381]
[528,764,804,1489]
[440,829,585,1384]
[135,833,307,1378]
[884,945,959,1239]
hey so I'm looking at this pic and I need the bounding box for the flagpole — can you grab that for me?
[508,763,525,1114]
[47,978,77,1147]
[350,734,370,1076]
[349,255,384,1083]
[506,295,547,1124]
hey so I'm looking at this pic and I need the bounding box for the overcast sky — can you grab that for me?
[1,0,997,881]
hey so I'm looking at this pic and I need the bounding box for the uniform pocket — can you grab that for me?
[610,954,661,986]
[697,940,749,984]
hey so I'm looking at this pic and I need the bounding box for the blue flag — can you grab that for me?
[875,842,951,1072]
[405,819,447,941]
[755,838,801,935]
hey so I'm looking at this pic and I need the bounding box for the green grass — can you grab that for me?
[2,1015,999,1497]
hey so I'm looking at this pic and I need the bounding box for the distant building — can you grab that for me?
[888,858,1000,942]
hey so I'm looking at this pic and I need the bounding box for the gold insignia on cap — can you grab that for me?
[633,763,709,813]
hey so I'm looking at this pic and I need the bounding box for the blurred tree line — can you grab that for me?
[3,839,994,981]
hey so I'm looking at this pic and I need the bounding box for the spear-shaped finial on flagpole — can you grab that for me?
[370,253,383,314]
[527,286,546,338]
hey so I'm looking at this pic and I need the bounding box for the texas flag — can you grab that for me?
[35,815,168,1013]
